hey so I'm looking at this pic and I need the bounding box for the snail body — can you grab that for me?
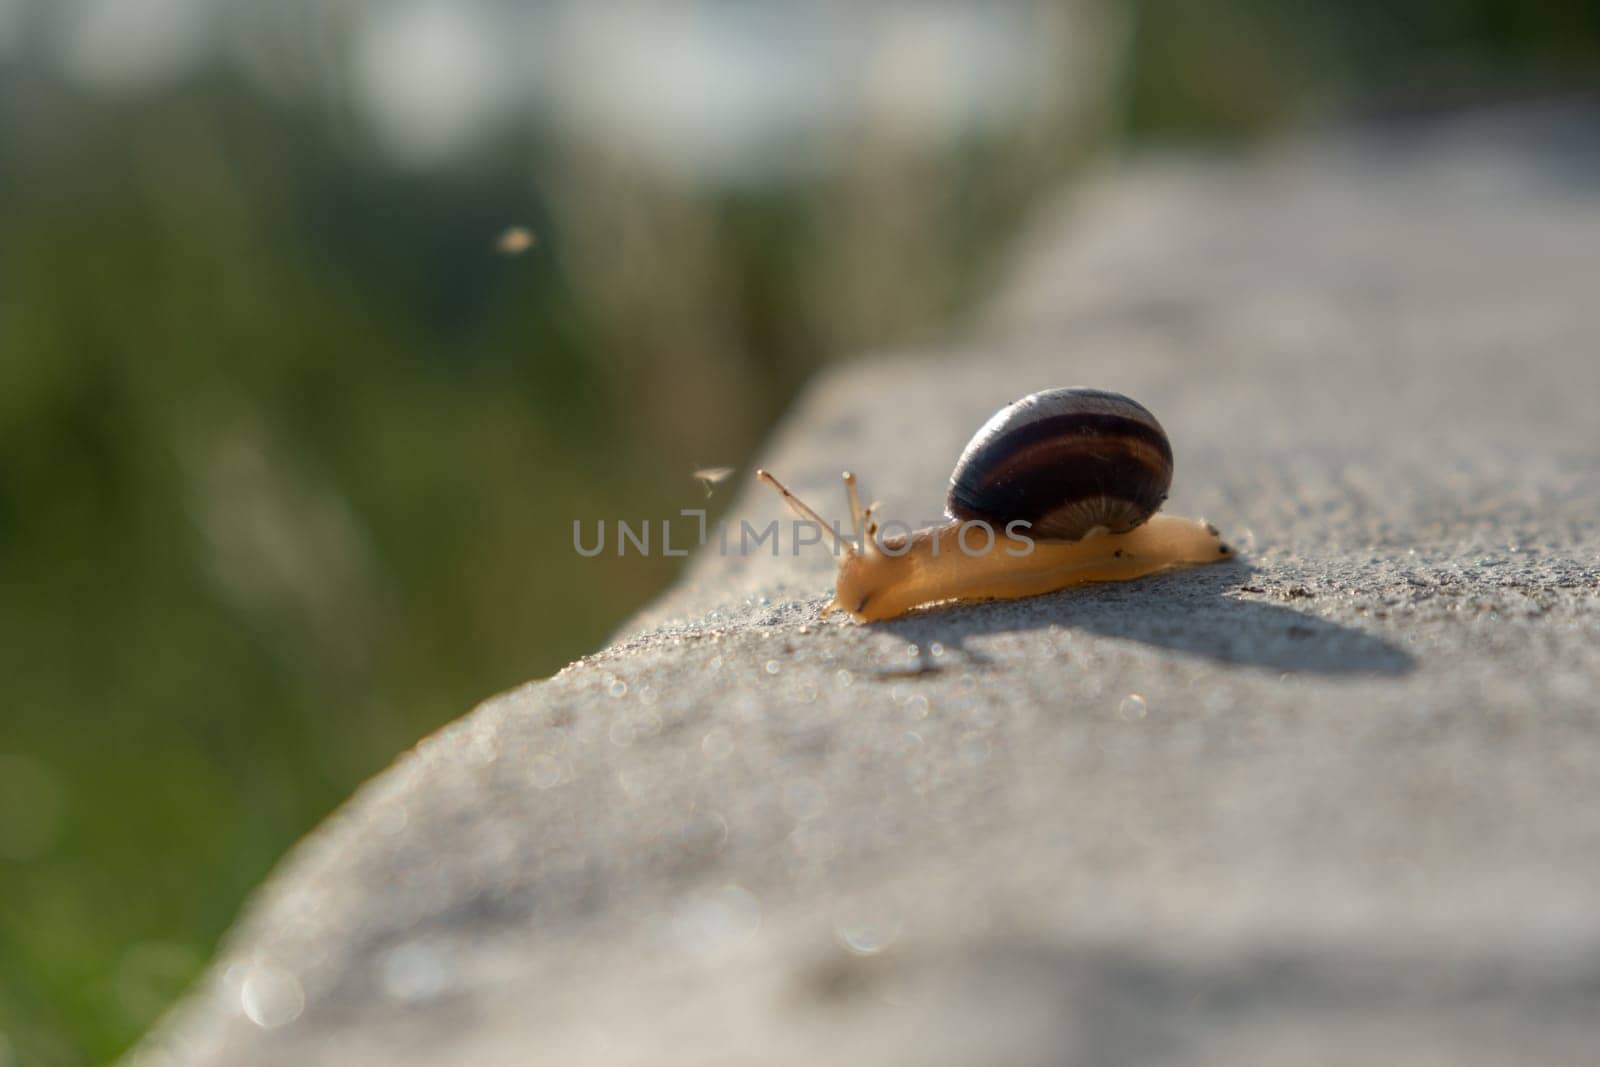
[758,387,1231,622]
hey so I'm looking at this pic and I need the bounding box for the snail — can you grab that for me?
[756,387,1231,622]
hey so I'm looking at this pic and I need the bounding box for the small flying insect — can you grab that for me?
[693,466,736,497]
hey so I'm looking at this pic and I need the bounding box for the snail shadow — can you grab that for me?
[868,563,1416,677]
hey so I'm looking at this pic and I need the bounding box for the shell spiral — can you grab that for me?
[945,388,1174,542]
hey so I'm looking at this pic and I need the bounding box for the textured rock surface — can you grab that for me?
[137,107,1600,1066]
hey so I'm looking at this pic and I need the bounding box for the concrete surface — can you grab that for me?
[135,105,1600,1066]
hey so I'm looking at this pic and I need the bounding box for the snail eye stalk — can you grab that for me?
[756,469,854,557]
[842,471,866,543]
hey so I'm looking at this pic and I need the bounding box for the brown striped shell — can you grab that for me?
[946,388,1173,542]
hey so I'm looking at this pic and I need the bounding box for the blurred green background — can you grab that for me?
[0,1,1595,1062]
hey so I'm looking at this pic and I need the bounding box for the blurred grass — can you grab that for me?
[1,1,1597,1063]
[0,69,1080,1066]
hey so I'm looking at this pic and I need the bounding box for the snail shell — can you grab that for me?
[946,387,1173,542]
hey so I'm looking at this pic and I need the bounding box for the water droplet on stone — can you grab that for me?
[238,960,304,1029]
[781,778,824,820]
[615,765,651,799]
[765,660,781,675]
[906,644,919,659]
[528,755,562,790]
[837,927,887,955]
[378,939,455,1004]
[1117,694,1148,721]
[609,679,628,698]
[702,727,734,761]
[680,811,730,856]
[959,733,992,766]
[833,910,900,956]
[835,668,854,688]
[670,885,761,958]
[929,642,945,657]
